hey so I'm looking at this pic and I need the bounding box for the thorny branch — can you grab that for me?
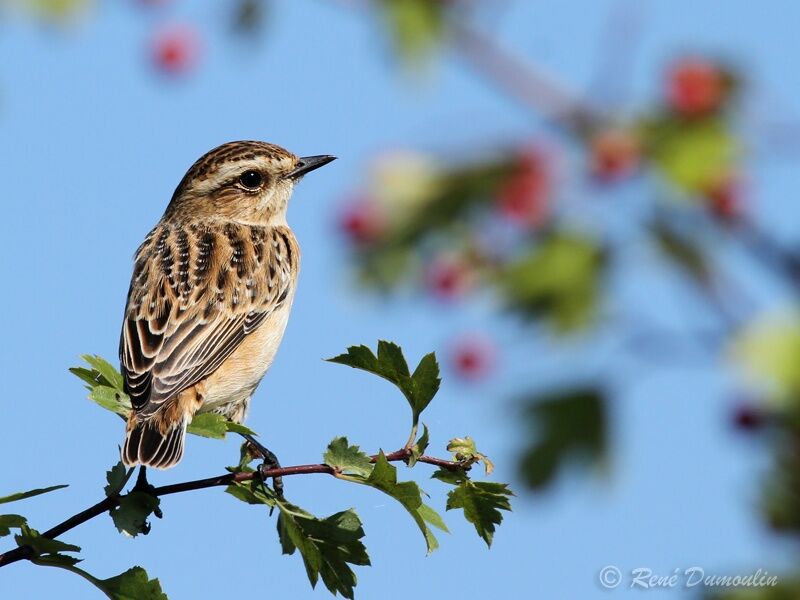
[0,448,468,568]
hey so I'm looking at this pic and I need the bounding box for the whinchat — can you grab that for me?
[120,141,335,469]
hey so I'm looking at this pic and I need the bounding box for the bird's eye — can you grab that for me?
[238,170,263,190]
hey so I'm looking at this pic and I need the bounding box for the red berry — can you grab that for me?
[667,58,725,117]
[497,148,549,227]
[151,25,200,75]
[425,255,471,300]
[449,336,495,381]
[589,128,641,182]
[705,173,742,223]
[338,199,385,245]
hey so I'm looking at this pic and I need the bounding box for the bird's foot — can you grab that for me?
[241,433,284,501]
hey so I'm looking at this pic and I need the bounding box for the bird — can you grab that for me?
[119,140,335,472]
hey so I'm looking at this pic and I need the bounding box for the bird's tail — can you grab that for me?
[122,417,187,469]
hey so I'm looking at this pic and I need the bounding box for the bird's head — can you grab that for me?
[164,140,335,225]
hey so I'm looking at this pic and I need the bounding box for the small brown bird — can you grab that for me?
[119,141,335,470]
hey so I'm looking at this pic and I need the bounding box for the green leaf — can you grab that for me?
[186,413,228,439]
[410,353,440,417]
[90,566,168,600]
[225,474,277,507]
[104,462,132,498]
[733,312,800,405]
[224,421,257,436]
[362,452,442,553]
[496,233,605,332]
[80,355,125,391]
[377,340,410,376]
[418,503,449,533]
[33,559,168,600]
[89,386,131,419]
[446,436,494,475]
[110,492,161,537]
[379,0,445,64]
[445,481,513,547]
[518,388,607,490]
[430,468,469,486]
[71,356,131,419]
[645,116,740,195]
[327,342,440,425]
[277,502,370,600]
[0,484,68,505]
[15,525,80,555]
[0,514,27,536]
[186,413,257,439]
[323,437,374,478]
[408,423,430,468]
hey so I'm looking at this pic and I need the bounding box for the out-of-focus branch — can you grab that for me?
[450,20,605,134]
[0,448,467,568]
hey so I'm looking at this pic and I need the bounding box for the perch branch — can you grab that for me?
[0,448,466,568]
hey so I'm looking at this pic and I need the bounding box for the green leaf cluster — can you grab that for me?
[517,387,607,490]
[277,503,370,599]
[496,233,605,332]
[327,340,440,430]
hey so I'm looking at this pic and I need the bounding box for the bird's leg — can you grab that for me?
[240,433,284,501]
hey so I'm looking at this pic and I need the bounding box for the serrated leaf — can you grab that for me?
[377,340,410,376]
[71,357,131,419]
[104,462,131,498]
[80,355,125,391]
[69,366,101,388]
[327,342,440,425]
[186,413,228,439]
[445,481,513,547]
[518,388,607,490]
[323,437,374,478]
[225,475,276,507]
[15,525,81,555]
[224,421,257,436]
[277,502,370,600]
[430,468,469,486]
[0,484,68,505]
[90,566,168,600]
[410,353,440,417]
[418,503,449,533]
[0,514,27,536]
[110,492,161,537]
[31,553,82,567]
[89,386,131,419]
[408,423,430,468]
[447,436,494,475]
[362,452,441,553]
[33,560,168,600]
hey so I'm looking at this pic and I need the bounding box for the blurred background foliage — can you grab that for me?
[7,0,800,596]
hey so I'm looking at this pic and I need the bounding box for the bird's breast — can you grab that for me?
[198,294,295,416]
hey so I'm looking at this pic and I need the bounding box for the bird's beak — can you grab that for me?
[286,155,337,180]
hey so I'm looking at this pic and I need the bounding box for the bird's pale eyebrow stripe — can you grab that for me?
[191,158,277,193]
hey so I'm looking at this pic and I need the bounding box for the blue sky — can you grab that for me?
[1,1,799,598]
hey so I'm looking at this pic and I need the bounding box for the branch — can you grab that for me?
[0,448,466,569]
[450,20,605,134]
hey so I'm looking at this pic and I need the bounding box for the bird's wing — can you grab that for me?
[119,222,298,416]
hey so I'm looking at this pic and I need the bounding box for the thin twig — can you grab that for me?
[450,20,604,134]
[0,449,465,568]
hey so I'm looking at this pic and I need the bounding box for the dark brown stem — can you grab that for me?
[0,449,465,568]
